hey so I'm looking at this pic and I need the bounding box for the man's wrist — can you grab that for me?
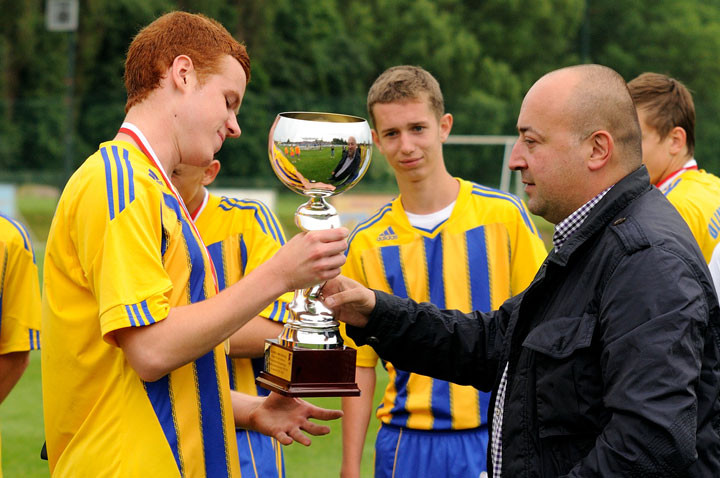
[346,289,386,345]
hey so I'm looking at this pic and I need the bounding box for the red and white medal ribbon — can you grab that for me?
[118,122,219,293]
[655,159,698,193]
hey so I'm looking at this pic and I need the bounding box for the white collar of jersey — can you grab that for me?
[405,200,456,230]
[191,189,209,222]
[119,121,219,291]
[120,122,168,176]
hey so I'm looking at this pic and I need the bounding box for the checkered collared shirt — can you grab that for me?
[490,186,612,477]
[553,186,613,250]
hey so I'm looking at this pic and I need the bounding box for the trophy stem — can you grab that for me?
[279,286,342,349]
[295,197,341,232]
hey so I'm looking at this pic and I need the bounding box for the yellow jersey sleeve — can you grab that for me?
[75,156,173,342]
[199,195,292,323]
[0,216,41,353]
[236,199,292,322]
[664,169,720,262]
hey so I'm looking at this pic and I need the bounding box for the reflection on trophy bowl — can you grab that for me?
[268,112,372,231]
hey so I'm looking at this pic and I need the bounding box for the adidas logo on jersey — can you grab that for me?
[377,226,398,241]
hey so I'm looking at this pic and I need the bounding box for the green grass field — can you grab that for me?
[0,353,45,477]
[291,148,337,181]
[0,354,388,477]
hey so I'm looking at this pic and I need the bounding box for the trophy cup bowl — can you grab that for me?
[257,112,371,397]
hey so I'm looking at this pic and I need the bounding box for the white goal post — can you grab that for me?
[445,135,522,197]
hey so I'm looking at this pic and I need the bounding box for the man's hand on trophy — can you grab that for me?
[247,392,343,446]
[270,228,349,292]
[323,275,376,328]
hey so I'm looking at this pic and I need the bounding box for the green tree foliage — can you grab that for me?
[3,0,720,187]
[214,0,372,182]
[74,0,173,169]
[461,0,585,85]
[0,0,67,172]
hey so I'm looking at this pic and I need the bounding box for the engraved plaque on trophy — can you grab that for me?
[256,112,371,397]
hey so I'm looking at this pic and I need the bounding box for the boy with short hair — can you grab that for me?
[42,12,346,477]
[340,65,547,478]
[628,72,720,261]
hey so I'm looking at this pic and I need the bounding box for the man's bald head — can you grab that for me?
[536,65,642,171]
[512,65,644,223]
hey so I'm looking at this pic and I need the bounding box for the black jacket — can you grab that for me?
[347,167,720,477]
[329,148,362,183]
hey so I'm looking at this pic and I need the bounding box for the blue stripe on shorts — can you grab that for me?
[236,428,285,478]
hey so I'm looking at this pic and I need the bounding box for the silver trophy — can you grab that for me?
[257,112,371,396]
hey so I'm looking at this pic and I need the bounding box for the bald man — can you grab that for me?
[330,136,362,182]
[324,64,720,477]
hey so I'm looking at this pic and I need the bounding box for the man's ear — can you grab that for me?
[667,126,688,156]
[587,130,613,172]
[170,55,196,90]
[202,160,221,186]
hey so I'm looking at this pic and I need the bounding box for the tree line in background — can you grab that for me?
[3,0,720,190]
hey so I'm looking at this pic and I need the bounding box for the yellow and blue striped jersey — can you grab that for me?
[41,140,240,478]
[663,168,720,262]
[0,214,41,478]
[343,178,547,430]
[195,193,290,478]
[0,214,41,355]
[194,192,292,396]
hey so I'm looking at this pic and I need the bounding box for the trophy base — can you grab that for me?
[256,339,360,397]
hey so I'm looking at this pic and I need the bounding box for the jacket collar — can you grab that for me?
[548,165,652,266]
